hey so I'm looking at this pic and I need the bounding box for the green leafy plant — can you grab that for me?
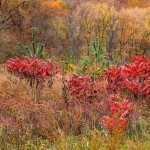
[66,48,77,65]
[88,37,108,69]
[18,28,45,58]
[77,56,92,74]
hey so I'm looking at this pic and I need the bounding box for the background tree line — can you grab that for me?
[0,0,150,63]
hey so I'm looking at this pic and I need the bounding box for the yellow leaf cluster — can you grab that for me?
[42,0,62,10]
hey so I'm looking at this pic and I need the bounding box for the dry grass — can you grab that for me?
[0,64,149,150]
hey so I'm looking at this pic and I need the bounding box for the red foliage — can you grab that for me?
[104,55,150,98]
[6,56,59,79]
[123,55,150,97]
[100,98,135,130]
[68,74,99,102]
[124,55,150,78]
[104,67,125,92]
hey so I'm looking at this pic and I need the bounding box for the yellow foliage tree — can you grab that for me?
[41,0,68,14]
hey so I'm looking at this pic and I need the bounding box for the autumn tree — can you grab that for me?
[1,0,150,63]
[0,0,37,62]
[29,0,68,57]
[0,0,32,29]
[115,7,150,63]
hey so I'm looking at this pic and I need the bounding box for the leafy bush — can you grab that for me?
[104,55,150,104]
[6,56,59,79]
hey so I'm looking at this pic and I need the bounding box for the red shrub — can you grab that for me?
[123,55,150,98]
[68,74,100,102]
[104,67,125,93]
[100,98,135,130]
[6,56,59,79]
[104,55,150,99]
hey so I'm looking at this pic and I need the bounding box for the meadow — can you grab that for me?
[0,0,150,150]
